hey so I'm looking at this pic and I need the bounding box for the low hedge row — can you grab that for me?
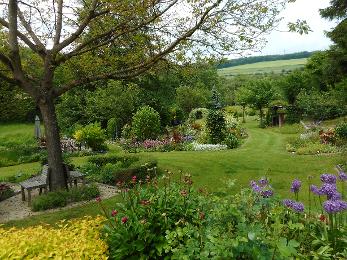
[31,184,100,211]
[81,154,158,185]
[88,154,138,167]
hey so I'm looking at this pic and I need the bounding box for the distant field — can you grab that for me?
[218,58,307,78]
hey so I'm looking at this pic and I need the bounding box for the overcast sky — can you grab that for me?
[251,0,336,56]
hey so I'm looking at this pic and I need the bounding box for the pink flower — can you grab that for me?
[121,216,128,224]
[131,176,137,184]
[96,196,101,202]
[111,210,118,217]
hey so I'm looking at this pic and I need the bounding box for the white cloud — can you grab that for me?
[251,0,337,56]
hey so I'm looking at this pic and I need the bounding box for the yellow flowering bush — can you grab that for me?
[73,129,84,143]
[0,216,108,259]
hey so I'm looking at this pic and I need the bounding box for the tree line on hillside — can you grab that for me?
[218,51,314,69]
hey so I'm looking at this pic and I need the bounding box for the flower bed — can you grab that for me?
[99,171,346,259]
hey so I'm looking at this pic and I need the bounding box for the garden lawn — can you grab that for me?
[149,119,344,201]
[1,119,344,227]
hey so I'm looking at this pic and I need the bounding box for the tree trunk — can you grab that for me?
[39,97,67,191]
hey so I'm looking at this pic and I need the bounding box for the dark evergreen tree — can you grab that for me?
[207,87,226,144]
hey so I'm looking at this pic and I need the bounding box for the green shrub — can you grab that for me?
[112,159,158,184]
[223,133,240,149]
[31,184,100,211]
[121,124,132,139]
[335,121,347,140]
[106,118,119,139]
[88,154,137,167]
[131,106,161,141]
[31,191,66,211]
[73,123,107,151]
[206,109,226,144]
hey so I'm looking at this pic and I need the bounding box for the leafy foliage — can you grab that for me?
[131,106,161,141]
[0,216,108,259]
[31,184,100,211]
[73,123,107,151]
[101,173,347,259]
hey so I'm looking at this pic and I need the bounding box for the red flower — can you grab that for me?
[111,210,118,217]
[95,196,101,202]
[319,214,326,222]
[121,216,128,224]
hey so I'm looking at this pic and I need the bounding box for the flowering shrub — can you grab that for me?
[100,172,347,259]
[0,216,108,259]
[100,171,208,259]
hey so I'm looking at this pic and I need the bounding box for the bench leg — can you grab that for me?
[74,179,77,187]
[39,188,43,195]
[21,186,25,201]
[27,190,32,206]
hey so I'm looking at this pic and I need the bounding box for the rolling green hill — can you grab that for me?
[218,58,307,78]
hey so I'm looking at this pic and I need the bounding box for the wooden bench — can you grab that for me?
[20,173,48,206]
[20,164,86,205]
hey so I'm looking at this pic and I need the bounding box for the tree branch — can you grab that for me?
[52,0,109,52]
[0,52,14,71]
[0,17,43,55]
[17,8,45,49]
[54,0,221,97]
[0,71,17,85]
[53,0,63,45]
[56,0,178,64]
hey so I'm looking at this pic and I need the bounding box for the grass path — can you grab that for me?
[151,120,343,199]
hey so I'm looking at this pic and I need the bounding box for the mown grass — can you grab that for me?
[0,123,45,168]
[1,118,344,227]
[218,58,307,78]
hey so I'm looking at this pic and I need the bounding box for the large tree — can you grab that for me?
[0,0,291,190]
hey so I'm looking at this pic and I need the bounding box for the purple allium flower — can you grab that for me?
[338,171,347,182]
[310,185,323,195]
[319,183,338,199]
[258,177,268,187]
[250,180,261,193]
[261,189,273,198]
[320,174,337,184]
[283,199,304,213]
[292,202,305,213]
[290,179,301,193]
[330,192,342,200]
[323,200,347,214]
[283,199,294,208]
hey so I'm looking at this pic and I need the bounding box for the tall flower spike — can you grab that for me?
[320,174,337,184]
[290,179,301,193]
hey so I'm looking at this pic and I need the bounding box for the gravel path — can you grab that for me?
[0,183,119,223]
